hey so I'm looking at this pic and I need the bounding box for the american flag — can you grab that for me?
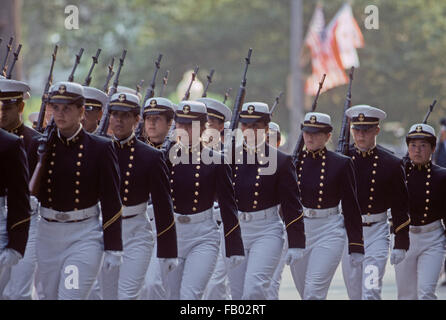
[305,4,359,96]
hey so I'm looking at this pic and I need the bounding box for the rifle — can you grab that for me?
[269,91,284,116]
[422,99,437,124]
[222,88,232,104]
[29,118,57,196]
[291,73,326,165]
[6,43,22,79]
[182,66,199,101]
[202,69,215,97]
[336,67,355,155]
[67,48,84,82]
[102,57,115,93]
[402,99,437,167]
[136,79,144,96]
[35,45,58,133]
[160,65,200,155]
[135,54,162,139]
[1,37,14,77]
[95,49,127,137]
[159,70,169,97]
[223,48,252,158]
[83,48,101,86]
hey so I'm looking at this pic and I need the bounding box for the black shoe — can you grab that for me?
[441,280,446,286]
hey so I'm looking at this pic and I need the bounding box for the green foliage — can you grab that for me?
[20,0,446,146]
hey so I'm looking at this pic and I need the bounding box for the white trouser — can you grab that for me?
[267,225,288,300]
[3,213,39,300]
[395,221,446,300]
[228,206,285,300]
[0,200,9,299]
[167,209,220,300]
[36,213,103,300]
[290,213,346,300]
[101,207,154,300]
[139,204,170,300]
[203,215,232,300]
[341,219,390,300]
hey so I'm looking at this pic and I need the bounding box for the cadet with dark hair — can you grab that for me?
[33,81,123,299]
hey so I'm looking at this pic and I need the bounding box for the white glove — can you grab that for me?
[103,250,123,271]
[285,248,305,265]
[390,249,406,265]
[227,255,245,269]
[349,252,364,267]
[160,258,179,273]
[0,248,22,268]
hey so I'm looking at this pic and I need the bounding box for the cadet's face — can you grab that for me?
[408,139,435,165]
[49,103,84,132]
[207,118,224,132]
[110,110,139,140]
[303,131,331,151]
[0,101,24,130]
[241,121,268,146]
[144,115,171,142]
[351,126,379,150]
[81,108,102,133]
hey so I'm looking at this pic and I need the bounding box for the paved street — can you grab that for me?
[279,260,446,300]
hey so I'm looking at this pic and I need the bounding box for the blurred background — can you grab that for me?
[1,0,445,156]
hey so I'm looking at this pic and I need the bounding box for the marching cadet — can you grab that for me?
[197,97,231,150]
[162,100,244,300]
[32,81,123,299]
[395,123,446,299]
[290,112,364,300]
[99,92,177,300]
[143,97,175,149]
[341,105,410,300]
[228,102,306,300]
[0,79,41,299]
[197,98,233,300]
[81,86,107,133]
[0,128,30,299]
[140,97,176,300]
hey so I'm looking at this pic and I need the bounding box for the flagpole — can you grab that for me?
[288,0,304,153]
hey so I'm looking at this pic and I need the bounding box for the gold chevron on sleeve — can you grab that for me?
[225,222,240,238]
[157,219,175,238]
[395,218,411,233]
[286,212,304,229]
[103,207,122,230]
[10,216,31,230]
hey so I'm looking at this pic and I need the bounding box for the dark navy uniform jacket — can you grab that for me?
[113,134,177,258]
[348,145,410,250]
[296,148,364,254]
[30,128,123,251]
[0,129,30,256]
[168,143,244,257]
[8,123,41,161]
[405,161,446,227]
[232,143,306,249]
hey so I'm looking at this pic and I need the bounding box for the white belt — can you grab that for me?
[30,196,39,215]
[410,220,443,234]
[238,206,277,222]
[302,206,339,219]
[175,208,213,224]
[0,196,5,207]
[122,202,147,217]
[40,204,100,222]
[362,211,387,224]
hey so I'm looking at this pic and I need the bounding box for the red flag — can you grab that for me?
[332,3,364,69]
[305,5,348,96]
